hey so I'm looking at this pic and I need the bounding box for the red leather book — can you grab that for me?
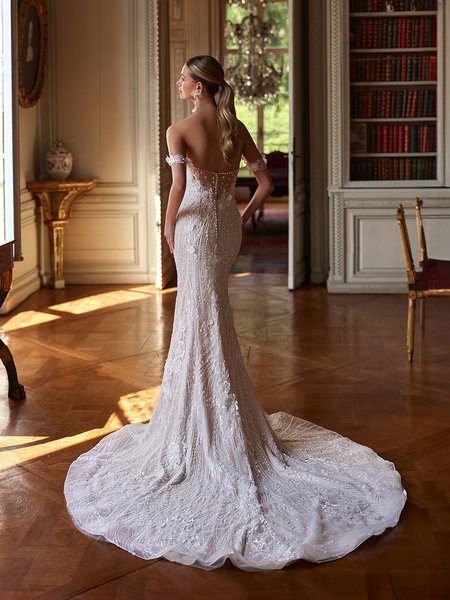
[411,90,418,118]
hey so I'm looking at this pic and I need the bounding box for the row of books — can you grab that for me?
[350,0,437,13]
[351,122,436,153]
[351,89,436,118]
[350,53,437,82]
[350,16,437,49]
[350,156,436,180]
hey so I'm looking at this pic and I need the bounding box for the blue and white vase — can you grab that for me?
[46,141,73,181]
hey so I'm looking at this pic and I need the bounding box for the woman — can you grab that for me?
[65,55,406,571]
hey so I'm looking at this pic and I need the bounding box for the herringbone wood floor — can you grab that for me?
[0,275,449,600]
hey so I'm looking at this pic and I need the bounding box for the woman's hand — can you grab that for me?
[164,220,176,254]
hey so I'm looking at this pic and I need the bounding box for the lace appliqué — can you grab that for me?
[245,156,267,174]
[166,154,190,166]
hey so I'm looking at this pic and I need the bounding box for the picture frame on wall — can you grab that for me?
[18,0,48,108]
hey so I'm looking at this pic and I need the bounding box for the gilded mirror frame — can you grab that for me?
[18,0,48,108]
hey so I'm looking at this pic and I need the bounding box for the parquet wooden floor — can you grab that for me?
[0,276,449,599]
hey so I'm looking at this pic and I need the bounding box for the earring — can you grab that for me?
[192,89,202,99]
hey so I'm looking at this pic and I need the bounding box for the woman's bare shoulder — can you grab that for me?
[166,120,190,154]
[237,119,250,133]
[236,120,252,142]
[166,118,191,141]
[167,118,186,136]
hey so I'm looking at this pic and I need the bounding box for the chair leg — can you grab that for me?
[420,297,426,332]
[0,339,26,400]
[407,295,416,362]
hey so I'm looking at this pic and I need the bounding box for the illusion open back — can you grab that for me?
[64,155,406,571]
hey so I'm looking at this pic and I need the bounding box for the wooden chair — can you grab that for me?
[396,198,450,362]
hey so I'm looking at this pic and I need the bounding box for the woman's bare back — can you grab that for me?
[168,105,258,172]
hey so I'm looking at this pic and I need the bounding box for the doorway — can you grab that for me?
[225,0,309,285]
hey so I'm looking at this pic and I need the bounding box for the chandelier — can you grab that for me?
[226,0,283,106]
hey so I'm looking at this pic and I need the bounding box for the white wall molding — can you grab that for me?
[5,192,41,312]
[327,190,450,292]
[328,0,343,189]
[309,0,328,283]
[71,194,140,207]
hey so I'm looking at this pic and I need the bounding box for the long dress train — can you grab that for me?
[64,155,406,571]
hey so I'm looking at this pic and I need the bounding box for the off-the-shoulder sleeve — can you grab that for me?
[166,154,189,166]
[245,156,267,174]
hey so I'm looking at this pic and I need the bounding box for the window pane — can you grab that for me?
[263,53,289,153]
[235,101,257,141]
[265,1,289,48]
[263,93,289,153]
[225,5,248,50]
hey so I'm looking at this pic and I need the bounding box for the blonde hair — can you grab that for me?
[186,55,239,163]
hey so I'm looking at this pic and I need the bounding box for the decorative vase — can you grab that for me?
[46,141,73,181]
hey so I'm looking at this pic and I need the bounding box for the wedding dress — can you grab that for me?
[64,155,406,571]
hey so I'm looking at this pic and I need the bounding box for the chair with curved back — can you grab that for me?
[396,198,450,362]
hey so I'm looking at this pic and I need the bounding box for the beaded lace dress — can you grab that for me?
[64,155,406,571]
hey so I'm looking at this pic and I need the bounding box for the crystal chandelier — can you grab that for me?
[226,0,283,106]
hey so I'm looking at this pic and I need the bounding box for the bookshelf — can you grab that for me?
[326,0,450,293]
[347,0,440,185]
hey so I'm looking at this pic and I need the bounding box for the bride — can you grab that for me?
[64,55,406,571]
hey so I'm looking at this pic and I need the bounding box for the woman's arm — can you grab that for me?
[165,125,187,253]
[239,124,274,226]
[240,168,274,227]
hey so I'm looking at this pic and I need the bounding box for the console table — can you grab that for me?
[27,179,99,288]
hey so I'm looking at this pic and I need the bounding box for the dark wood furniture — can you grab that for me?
[0,241,26,400]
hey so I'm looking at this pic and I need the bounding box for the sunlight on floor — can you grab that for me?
[48,286,178,315]
[49,289,155,315]
[118,387,160,424]
[0,310,61,332]
[0,286,179,333]
[0,436,49,448]
[0,386,160,469]
[128,285,177,296]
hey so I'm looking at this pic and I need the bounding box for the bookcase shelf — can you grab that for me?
[351,117,435,121]
[349,0,437,11]
[353,152,436,157]
[350,47,436,53]
[350,81,436,86]
[347,0,439,183]
[350,11,437,17]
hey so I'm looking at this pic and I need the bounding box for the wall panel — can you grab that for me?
[329,191,450,292]
[42,0,154,285]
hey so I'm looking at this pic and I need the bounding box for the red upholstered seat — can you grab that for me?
[412,258,450,291]
[266,151,288,197]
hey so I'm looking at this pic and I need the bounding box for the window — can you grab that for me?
[1,0,19,252]
[225,0,289,154]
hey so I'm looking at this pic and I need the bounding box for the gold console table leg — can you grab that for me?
[47,220,68,289]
